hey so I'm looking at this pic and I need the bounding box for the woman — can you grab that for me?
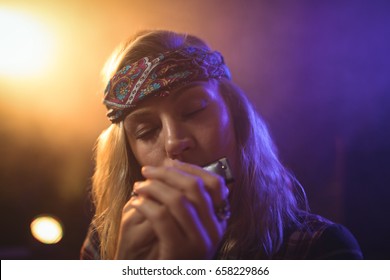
[81,30,362,259]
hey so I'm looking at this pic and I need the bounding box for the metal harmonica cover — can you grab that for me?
[202,157,234,184]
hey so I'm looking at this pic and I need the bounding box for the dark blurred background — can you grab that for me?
[1,0,389,259]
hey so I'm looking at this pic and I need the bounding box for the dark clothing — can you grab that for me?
[80,213,362,260]
[274,213,363,259]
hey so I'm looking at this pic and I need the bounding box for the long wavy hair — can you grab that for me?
[91,30,307,259]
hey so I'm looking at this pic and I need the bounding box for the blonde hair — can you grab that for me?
[91,30,307,259]
[216,80,307,257]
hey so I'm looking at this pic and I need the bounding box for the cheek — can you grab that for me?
[129,140,164,167]
[200,105,236,156]
[219,109,236,151]
[216,111,238,177]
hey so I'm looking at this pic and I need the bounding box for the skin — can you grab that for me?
[115,80,237,259]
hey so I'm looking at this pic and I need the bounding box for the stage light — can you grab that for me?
[30,215,63,245]
[0,8,54,78]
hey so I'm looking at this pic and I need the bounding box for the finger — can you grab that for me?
[130,194,210,250]
[142,161,229,207]
[142,166,214,214]
[115,207,157,259]
[141,162,230,233]
[122,196,145,225]
[138,170,213,214]
[172,160,230,204]
[141,165,216,211]
[124,217,156,250]
[137,180,226,244]
[168,160,231,227]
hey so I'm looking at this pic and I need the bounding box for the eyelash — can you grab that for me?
[183,102,208,118]
[133,101,208,140]
[135,127,158,140]
[184,108,203,118]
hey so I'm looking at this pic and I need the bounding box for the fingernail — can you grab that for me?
[133,181,141,190]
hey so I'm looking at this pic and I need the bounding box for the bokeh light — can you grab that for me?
[30,215,63,245]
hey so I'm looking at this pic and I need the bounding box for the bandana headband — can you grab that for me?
[103,46,231,122]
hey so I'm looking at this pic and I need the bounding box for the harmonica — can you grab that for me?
[202,157,234,184]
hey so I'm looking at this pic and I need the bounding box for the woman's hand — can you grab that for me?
[114,197,158,259]
[115,160,230,259]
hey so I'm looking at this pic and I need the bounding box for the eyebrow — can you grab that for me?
[126,109,155,123]
[125,81,212,122]
[170,81,211,100]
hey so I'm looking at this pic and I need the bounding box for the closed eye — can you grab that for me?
[184,106,206,117]
[134,126,159,141]
[183,99,208,118]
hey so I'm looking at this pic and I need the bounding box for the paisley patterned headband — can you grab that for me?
[103,46,231,122]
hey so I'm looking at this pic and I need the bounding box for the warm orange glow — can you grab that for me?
[0,8,55,77]
[30,215,63,244]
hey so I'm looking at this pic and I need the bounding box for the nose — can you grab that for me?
[163,118,194,160]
